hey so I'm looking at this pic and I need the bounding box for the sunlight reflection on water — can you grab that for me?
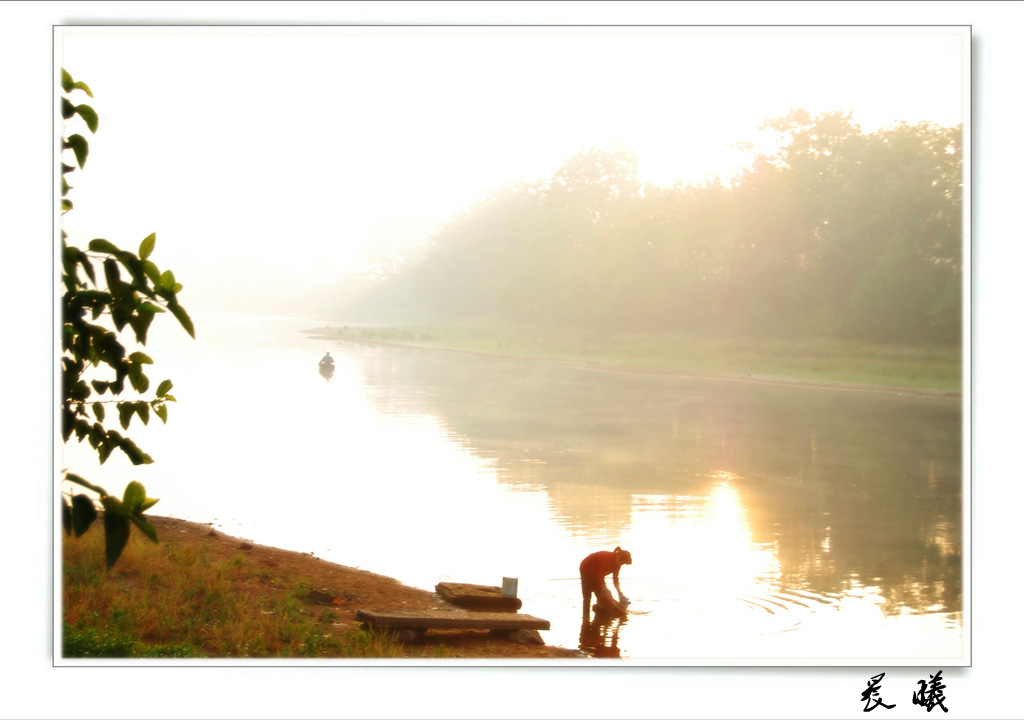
[60,313,964,663]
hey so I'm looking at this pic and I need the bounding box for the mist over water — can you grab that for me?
[61,313,963,662]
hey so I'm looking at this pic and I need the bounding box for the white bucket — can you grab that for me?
[500,577,519,598]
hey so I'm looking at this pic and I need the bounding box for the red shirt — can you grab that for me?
[579,550,619,579]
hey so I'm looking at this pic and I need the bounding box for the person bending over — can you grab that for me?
[579,546,632,616]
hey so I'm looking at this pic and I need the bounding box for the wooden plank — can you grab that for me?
[356,609,550,631]
[435,582,523,611]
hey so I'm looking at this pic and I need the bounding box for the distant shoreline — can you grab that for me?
[304,327,962,400]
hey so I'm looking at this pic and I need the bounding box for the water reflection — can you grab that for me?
[580,612,627,658]
[353,345,962,623]
[346,343,962,660]
[60,315,963,661]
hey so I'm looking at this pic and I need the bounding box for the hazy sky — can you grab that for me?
[59,26,967,313]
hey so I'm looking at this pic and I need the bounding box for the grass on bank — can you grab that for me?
[61,528,452,659]
[307,324,962,393]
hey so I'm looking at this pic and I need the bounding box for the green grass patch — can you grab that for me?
[62,527,435,659]
[63,623,202,658]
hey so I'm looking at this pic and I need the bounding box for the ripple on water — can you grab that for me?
[735,587,842,635]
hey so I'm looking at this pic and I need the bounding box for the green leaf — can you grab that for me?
[73,418,90,442]
[116,435,151,466]
[112,309,130,333]
[92,402,105,423]
[153,404,168,424]
[97,440,114,464]
[118,402,134,430]
[168,302,196,338]
[156,379,173,397]
[71,494,98,537]
[136,402,150,425]
[74,104,99,133]
[130,514,159,544]
[129,351,154,365]
[61,408,73,442]
[62,69,93,97]
[98,331,125,362]
[159,270,176,291]
[103,512,131,569]
[103,257,122,294]
[65,134,89,168]
[62,199,73,212]
[129,312,156,346]
[61,324,76,352]
[78,252,97,284]
[69,380,91,401]
[118,253,147,287]
[88,238,119,254]
[65,472,108,497]
[127,362,150,393]
[100,495,126,516]
[142,260,161,285]
[139,233,156,260]
[62,96,76,120]
[139,497,160,513]
[62,497,72,536]
[122,481,146,512]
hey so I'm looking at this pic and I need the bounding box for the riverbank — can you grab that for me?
[61,515,580,660]
[305,324,963,397]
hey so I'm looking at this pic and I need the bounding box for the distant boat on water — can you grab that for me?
[318,354,335,381]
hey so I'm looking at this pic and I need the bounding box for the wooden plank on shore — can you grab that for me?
[356,609,550,631]
[435,582,523,611]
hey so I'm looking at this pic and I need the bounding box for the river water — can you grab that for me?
[60,313,965,664]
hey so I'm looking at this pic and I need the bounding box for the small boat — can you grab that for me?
[318,359,335,381]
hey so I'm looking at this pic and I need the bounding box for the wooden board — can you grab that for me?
[435,582,523,611]
[356,609,550,631]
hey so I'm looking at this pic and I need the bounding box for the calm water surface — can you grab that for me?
[62,314,964,663]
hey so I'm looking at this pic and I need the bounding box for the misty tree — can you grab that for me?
[61,69,195,568]
[550,144,641,220]
[729,110,963,342]
[360,110,961,346]
[405,181,546,322]
[537,145,645,328]
[840,121,963,342]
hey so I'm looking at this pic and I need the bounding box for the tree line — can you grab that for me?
[350,109,962,346]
